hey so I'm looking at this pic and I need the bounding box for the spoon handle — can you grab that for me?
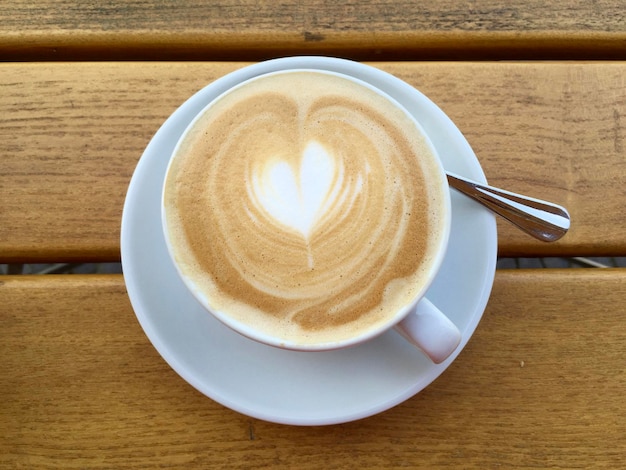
[446,172,571,242]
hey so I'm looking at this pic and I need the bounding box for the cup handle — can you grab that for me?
[394,298,461,364]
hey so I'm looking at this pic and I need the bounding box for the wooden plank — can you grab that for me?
[1,270,624,468]
[1,1,625,60]
[0,62,239,262]
[1,62,625,262]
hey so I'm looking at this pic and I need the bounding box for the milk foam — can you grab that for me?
[163,71,447,346]
[249,141,351,241]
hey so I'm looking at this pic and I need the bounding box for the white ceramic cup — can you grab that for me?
[161,63,461,364]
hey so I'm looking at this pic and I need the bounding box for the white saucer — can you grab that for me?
[121,58,497,426]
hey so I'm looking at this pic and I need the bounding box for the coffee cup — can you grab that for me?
[161,65,461,363]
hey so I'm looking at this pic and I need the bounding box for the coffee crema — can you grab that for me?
[163,71,448,346]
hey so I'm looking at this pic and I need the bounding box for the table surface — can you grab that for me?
[1,1,625,469]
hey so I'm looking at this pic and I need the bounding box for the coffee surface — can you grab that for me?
[163,71,447,346]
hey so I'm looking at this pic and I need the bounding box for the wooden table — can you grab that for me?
[1,2,625,468]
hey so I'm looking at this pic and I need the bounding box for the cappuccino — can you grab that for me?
[163,70,448,347]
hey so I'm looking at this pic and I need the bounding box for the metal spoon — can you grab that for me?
[447,172,570,242]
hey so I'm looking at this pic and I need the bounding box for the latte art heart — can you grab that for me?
[249,141,365,267]
[163,71,447,346]
[250,141,343,240]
